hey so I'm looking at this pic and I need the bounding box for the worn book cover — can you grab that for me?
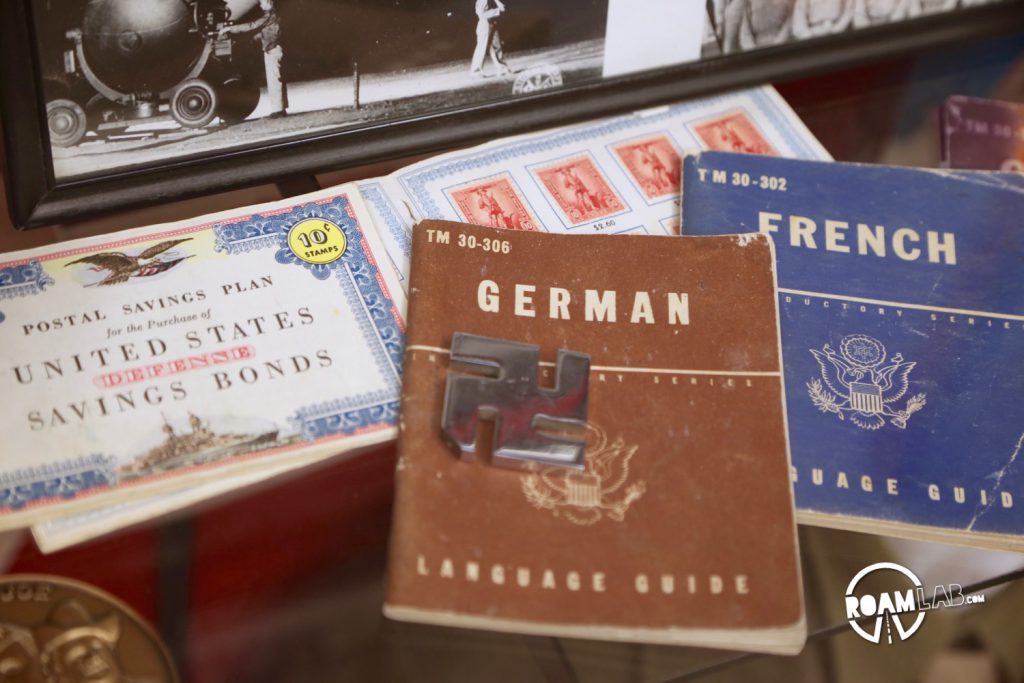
[384,220,804,653]
[681,152,1024,550]
[940,96,1024,172]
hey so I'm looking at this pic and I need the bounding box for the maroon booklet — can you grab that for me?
[940,96,1024,172]
[384,220,805,653]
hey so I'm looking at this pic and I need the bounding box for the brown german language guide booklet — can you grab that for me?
[384,220,805,653]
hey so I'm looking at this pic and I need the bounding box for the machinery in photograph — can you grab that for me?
[2,0,1015,227]
[45,0,262,147]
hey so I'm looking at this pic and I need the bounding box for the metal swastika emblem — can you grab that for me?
[441,332,590,469]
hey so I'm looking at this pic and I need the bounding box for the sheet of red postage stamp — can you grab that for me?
[533,155,626,225]
[448,176,539,231]
[692,111,778,156]
[612,135,682,200]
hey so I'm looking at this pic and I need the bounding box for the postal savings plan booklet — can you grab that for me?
[0,185,405,529]
[681,152,1024,550]
[385,220,805,654]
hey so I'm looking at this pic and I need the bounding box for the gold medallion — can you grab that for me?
[0,574,178,683]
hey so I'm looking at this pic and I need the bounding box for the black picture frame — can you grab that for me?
[2,0,1022,229]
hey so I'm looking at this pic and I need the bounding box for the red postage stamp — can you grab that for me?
[692,111,779,155]
[612,135,682,200]
[448,176,539,231]
[533,155,625,225]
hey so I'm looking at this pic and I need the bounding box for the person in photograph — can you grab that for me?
[791,0,855,38]
[471,0,512,76]
[852,0,914,27]
[722,0,794,53]
[702,0,727,56]
[221,0,288,117]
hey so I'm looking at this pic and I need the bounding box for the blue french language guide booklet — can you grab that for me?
[681,152,1024,549]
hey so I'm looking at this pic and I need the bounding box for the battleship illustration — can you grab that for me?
[119,413,280,479]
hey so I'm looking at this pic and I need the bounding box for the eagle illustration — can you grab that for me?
[521,423,646,525]
[64,238,194,286]
[807,334,927,430]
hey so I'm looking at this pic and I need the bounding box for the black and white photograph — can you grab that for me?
[701,0,1003,57]
[34,0,611,180]
[30,0,1005,183]
[6,0,1014,225]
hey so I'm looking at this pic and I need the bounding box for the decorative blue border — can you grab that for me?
[290,392,399,439]
[397,89,823,220]
[0,260,55,300]
[330,252,404,392]
[212,218,281,254]
[359,182,412,260]
[0,455,116,511]
[214,194,404,442]
[0,262,107,510]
